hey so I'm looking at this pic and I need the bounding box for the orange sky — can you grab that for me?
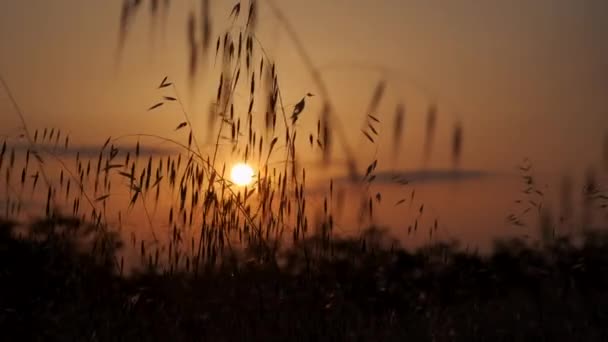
[1,0,607,177]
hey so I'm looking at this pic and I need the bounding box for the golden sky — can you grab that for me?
[1,0,607,176]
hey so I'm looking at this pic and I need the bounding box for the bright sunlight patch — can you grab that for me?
[230,163,254,186]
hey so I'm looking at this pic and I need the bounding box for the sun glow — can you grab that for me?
[230,163,255,186]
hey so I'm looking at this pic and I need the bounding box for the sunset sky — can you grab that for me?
[1,0,607,177]
[5,5,608,335]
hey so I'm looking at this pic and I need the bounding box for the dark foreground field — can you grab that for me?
[2,218,608,342]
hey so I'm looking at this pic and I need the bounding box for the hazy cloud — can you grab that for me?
[5,142,177,158]
[332,169,491,185]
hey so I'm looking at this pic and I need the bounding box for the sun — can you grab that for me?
[230,163,255,186]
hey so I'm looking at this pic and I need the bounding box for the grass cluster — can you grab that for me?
[1,0,608,340]
[3,218,608,341]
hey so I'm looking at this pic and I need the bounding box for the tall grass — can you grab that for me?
[2,1,432,274]
[1,0,607,277]
[3,2,608,340]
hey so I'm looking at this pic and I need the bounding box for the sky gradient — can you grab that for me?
[1,0,607,176]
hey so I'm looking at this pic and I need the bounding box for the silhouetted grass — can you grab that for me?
[3,218,608,341]
[2,1,608,341]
